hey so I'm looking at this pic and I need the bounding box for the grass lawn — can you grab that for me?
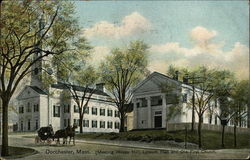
[76,129,250,150]
[0,146,37,159]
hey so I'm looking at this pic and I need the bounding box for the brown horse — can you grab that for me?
[68,124,78,145]
[53,128,69,145]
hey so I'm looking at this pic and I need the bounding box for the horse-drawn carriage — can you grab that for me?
[35,124,77,145]
[35,125,54,144]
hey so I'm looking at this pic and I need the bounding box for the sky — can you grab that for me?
[74,1,249,80]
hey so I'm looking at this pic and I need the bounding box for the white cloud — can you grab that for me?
[83,12,151,39]
[190,26,217,47]
[90,46,110,66]
[223,42,249,78]
[149,26,249,80]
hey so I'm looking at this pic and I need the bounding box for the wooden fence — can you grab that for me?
[166,122,250,134]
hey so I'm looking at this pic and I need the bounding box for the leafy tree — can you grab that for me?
[100,40,149,132]
[186,66,216,148]
[210,70,236,148]
[229,80,249,147]
[0,1,82,155]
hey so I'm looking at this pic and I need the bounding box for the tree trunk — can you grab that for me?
[191,85,195,131]
[221,125,225,148]
[79,114,83,133]
[234,124,237,148]
[119,113,125,132]
[1,97,9,156]
[198,116,202,149]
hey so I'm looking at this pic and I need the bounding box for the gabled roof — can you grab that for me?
[133,72,206,94]
[29,86,48,95]
[133,72,182,93]
[16,85,47,100]
[51,83,110,97]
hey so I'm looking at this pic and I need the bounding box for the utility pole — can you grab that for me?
[184,74,204,131]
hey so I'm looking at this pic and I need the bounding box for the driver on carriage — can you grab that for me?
[48,124,54,135]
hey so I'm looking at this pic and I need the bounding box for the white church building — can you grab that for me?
[17,83,120,133]
[16,53,120,133]
[132,72,220,130]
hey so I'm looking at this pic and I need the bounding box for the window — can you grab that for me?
[34,67,39,75]
[53,105,60,117]
[92,107,97,115]
[115,111,119,117]
[64,104,70,113]
[33,104,39,112]
[151,96,162,106]
[115,122,120,129]
[137,98,148,108]
[74,105,79,113]
[108,109,113,117]
[136,103,140,108]
[28,119,31,130]
[182,94,187,103]
[209,115,213,124]
[35,120,39,130]
[84,107,89,114]
[108,122,113,129]
[92,120,97,128]
[83,120,89,127]
[73,119,79,126]
[100,108,105,116]
[19,106,24,113]
[215,116,217,125]
[100,121,105,128]
[27,102,31,112]
[140,98,147,107]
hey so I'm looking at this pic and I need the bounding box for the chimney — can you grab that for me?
[173,70,179,81]
[96,83,105,92]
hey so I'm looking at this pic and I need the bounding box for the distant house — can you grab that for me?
[228,105,248,128]
[131,72,220,130]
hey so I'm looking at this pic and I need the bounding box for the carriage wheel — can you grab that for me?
[35,136,40,144]
[47,138,53,145]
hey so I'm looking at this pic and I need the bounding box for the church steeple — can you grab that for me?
[30,14,45,88]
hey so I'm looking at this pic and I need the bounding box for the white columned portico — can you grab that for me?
[146,97,151,128]
[132,98,137,129]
